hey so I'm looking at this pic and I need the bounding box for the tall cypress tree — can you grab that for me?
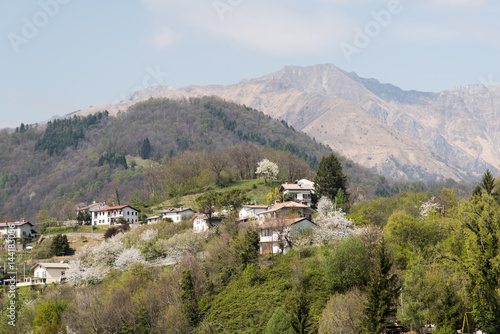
[180,269,198,327]
[313,153,348,202]
[361,239,399,334]
[141,137,152,160]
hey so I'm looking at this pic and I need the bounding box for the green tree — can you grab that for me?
[459,194,500,333]
[325,237,369,293]
[264,308,295,334]
[480,169,495,195]
[195,190,220,225]
[361,239,399,334]
[219,189,249,217]
[180,269,198,327]
[232,228,260,269]
[287,288,311,334]
[51,234,70,256]
[33,299,67,334]
[334,188,348,211]
[140,137,152,160]
[314,153,348,202]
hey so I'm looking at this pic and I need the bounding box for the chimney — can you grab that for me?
[275,200,280,204]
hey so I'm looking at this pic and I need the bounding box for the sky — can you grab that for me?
[1,0,500,128]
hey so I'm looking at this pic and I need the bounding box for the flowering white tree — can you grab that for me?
[141,229,157,242]
[154,230,207,263]
[256,159,279,184]
[67,233,128,285]
[114,247,146,270]
[317,196,333,216]
[312,209,355,245]
[419,196,441,218]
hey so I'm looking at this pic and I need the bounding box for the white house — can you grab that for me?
[259,217,316,254]
[192,213,223,233]
[238,205,268,221]
[161,207,195,223]
[146,215,161,224]
[0,220,37,239]
[256,201,316,222]
[92,205,139,225]
[30,262,70,284]
[279,181,315,206]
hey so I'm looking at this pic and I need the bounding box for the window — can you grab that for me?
[61,271,65,276]
[261,229,271,237]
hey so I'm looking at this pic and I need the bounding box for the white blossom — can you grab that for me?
[141,229,158,242]
[312,209,354,245]
[317,196,333,216]
[419,196,441,218]
[114,247,146,270]
[256,159,279,181]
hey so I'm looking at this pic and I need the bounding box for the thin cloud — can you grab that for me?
[142,0,353,56]
[150,27,179,49]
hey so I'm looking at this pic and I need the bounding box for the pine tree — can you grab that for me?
[51,234,70,256]
[180,269,198,327]
[141,137,152,160]
[264,308,295,334]
[480,169,495,195]
[361,239,399,334]
[314,153,348,202]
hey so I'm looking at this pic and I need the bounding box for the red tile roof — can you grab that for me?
[94,205,137,212]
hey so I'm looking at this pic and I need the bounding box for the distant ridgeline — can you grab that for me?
[34,111,109,156]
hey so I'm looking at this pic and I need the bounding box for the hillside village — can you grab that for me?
[0,105,497,334]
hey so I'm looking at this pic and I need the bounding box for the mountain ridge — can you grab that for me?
[67,64,500,181]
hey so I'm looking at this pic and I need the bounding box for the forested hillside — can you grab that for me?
[0,97,340,222]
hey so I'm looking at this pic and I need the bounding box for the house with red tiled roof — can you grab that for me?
[256,201,315,222]
[92,205,139,225]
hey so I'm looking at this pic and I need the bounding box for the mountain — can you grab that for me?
[79,64,499,181]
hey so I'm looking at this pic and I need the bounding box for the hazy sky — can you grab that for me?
[1,0,500,128]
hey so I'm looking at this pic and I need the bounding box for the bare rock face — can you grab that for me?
[77,64,500,181]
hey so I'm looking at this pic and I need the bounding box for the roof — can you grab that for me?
[259,217,316,229]
[146,215,161,220]
[162,207,194,214]
[31,263,70,271]
[94,205,138,213]
[242,205,268,209]
[258,201,315,216]
[0,221,34,228]
[280,183,314,191]
[77,202,105,211]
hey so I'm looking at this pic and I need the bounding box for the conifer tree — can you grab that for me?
[480,169,495,195]
[361,239,399,334]
[180,269,198,327]
[264,308,295,334]
[314,153,348,202]
[141,137,152,160]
